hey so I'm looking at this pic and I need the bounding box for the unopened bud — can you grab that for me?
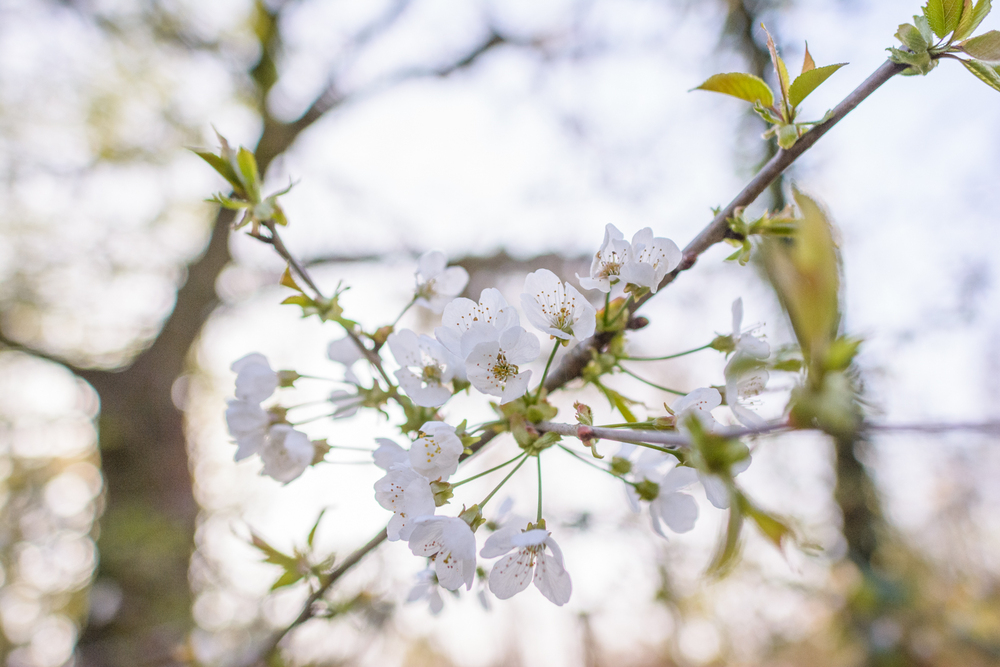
[277,370,300,387]
[634,479,660,502]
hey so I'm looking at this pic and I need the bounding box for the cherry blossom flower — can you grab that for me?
[375,465,436,541]
[259,424,313,483]
[465,325,540,404]
[435,288,519,362]
[373,438,410,470]
[327,336,367,385]
[617,228,681,294]
[481,525,572,605]
[724,299,770,427]
[414,251,470,313]
[388,329,460,407]
[328,389,364,419]
[622,448,699,538]
[578,224,632,292]
[231,353,279,403]
[729,298,770,360]
[225,399,271,461]
[408,516,477,591]
[409,421,464,481]
[406,569,445,614]
[520,269,597,341]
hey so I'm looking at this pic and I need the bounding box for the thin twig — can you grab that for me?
[537,420,789,447]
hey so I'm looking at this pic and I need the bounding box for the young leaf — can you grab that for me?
[307,508,328,549]
[923,0,949,37]
[236,147,262,202]
[250,532,299,569]
[763,25,792,116]
[270,569,305,591]
[802,42,816,73]
[706,505,744,577]
[192,150,243,193]
[693,72,775,107]
[896,23,929,53]
[954,0,992,41]
[961,58,1000,91]
[915,14,935,44]
[789,63,848,108]
[943,0,966,34]
[959,30,1000,61]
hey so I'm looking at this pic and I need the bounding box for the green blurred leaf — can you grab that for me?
[706,505,744,578]
[742,496,793,551]
[896,23,929,53]
[960,30,1000,61]
[961,58,1000,91]
[763,25,792,114]
[307,509,327,549]
[270,569,305,591]
[777,123,800,148]
[693,72,775,107]
[598,384,638,423]
[954,0,992,41]
[236,147,262,202]
[250,532,298,569]
[789,63,848,108]
[192,150,243,192]
[924,0,949,37]
[824,336,863,372]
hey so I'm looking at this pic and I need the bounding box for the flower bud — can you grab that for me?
[634,479,660,502]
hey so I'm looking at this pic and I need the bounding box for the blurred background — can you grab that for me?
[1,0,999,666]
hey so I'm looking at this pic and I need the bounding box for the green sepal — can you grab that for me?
[692,72,775,107]
[895,23,929,54]
[789,62,848,108]
[961,58,1000,91]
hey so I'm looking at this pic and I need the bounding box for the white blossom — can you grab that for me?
[408,516,477,591]
[388,329,459,408]
[724,299,770,428]
[621,448,699,538]
[617,227,681,294]
[373,438,410,470]
[414,251,470,313]
[465,325,540,404]
[231,353,278,403]
[409,421,464,481]
[520,269,597,341]
[327,336,367,385]
[729,298,770,360]
[481,525,572,606]
[578,224,632,293]
[374,465,436,541]
[259,424,313,483]
[225,399,271,461]
[406,569,445,615]
[435,288,519,362]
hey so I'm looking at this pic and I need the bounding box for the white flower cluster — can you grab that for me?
[222,227,776,614]
[224,354,315,483]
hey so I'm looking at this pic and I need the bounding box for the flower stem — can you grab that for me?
[624,343,713,361]
[617,366,685,395]
[602,292,610,327]
[390,296,417,329]
[478,452,530,509]
[557,444,636,486]
[534,341,561,401]
[452,452,527,488]
[536,454,543,523]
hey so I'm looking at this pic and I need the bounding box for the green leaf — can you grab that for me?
[961,58,1000,91]
[954,0,991,41]
[307,508,328,549]
[960,30,1000,61]
[896,23,929,53]
[789,63,848,108]
[706,505,744,577]
[745,501,792,551]
[192,150,243,192]
[236,147,262,202]
[597,384,637,423]
[270,569,305,591]
[944,0,965,34]
[915,14,935,44]
[763,25,792,114]
[250,532,299,569]
[924,0,948,37]
[693,72,775,107]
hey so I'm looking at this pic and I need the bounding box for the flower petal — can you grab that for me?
[488,551,534,600]
[533,550,572,606]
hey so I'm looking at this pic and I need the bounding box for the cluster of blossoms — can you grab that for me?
[223,231,772,610]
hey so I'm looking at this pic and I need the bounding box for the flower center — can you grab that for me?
[416,277,437,299]
[492,353,518,382]
[421,364,443,384]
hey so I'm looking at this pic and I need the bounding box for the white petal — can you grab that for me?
[499,326,540,364]
[417,250,447,277]
[260,425,313,483]
[480,524,520,558]
[387,330,422,369]
[488,551,534,600]
[327,337,365,366]
[732,402,768,428]
[700,473,731,509]
[499,370,532,404]
[731,298,744,336]
[372,438,409,470]
[232,354,278,403]
[737,335,770,360]
[659,465,699,493]
[672,387,722,415]
[533,550,572,606]
[509,529,549,549]
[655,492,699,533]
